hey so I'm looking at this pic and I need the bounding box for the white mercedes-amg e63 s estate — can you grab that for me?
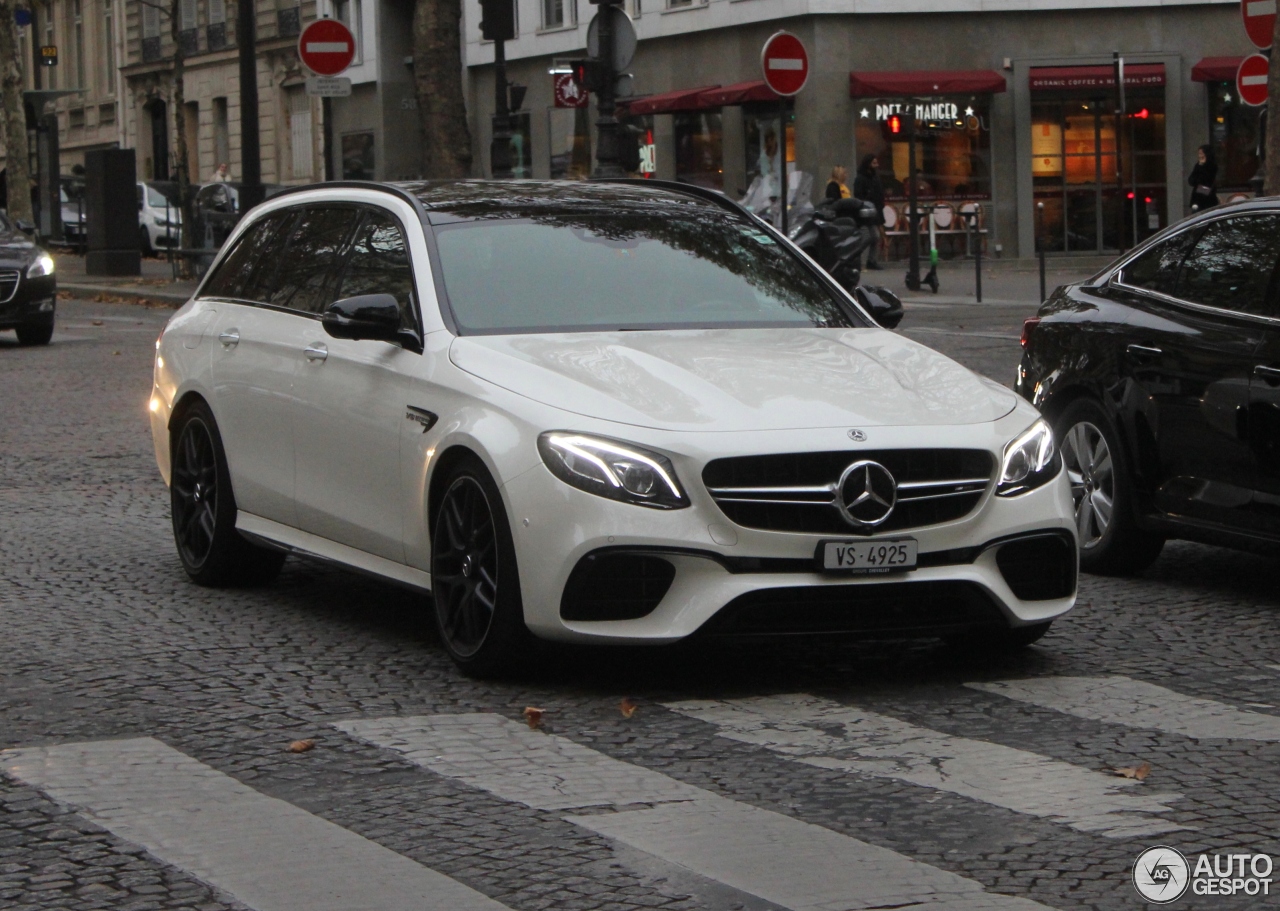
[150,180,1076,674]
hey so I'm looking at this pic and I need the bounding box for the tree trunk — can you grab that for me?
[1267,13,1280,195]
[170,0,194,277]
[413,0,472,178]
[0,0,34,224]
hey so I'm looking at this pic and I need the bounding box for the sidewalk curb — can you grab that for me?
[60,282,190,307]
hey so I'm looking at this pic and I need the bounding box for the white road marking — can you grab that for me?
[0,737,510,911]
[338,713,1053,911]
[665,694,1185,838]
[968,676,1280,741]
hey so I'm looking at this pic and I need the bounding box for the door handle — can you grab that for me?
[218,329,239,347]
[1254,365,1280,385]
[304,343,328,362]
[1126,343,1162,362]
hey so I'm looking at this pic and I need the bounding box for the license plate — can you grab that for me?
[819,538,918,574]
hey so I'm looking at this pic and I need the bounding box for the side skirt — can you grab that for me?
[236,511,433,593]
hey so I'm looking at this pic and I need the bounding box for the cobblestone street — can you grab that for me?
[3,284,1279,911]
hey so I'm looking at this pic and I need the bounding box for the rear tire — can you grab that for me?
[1054,398,1164,576]
[430,456,531,677]
[15,319,53,346]
[139,225,154,256]
[170,400,285,586]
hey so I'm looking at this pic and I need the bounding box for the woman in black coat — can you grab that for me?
[1189,145,1219,211]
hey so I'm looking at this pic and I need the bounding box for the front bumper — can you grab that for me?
[0,273,57,329]
[502,436,1077,645]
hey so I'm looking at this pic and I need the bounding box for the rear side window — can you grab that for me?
[201,211,296,301]
[335,209,416,329]
[1120,230,1199,296]
[1175,214,1280,316]
[266,206,361,313]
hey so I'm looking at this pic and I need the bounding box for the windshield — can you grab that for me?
[147,185,176,209]
[432,214,863,335]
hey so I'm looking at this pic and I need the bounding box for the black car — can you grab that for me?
[0,213,57,346]
[1020,196,1280,574]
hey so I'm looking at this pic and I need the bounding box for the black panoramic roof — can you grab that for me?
[391,179,731,224]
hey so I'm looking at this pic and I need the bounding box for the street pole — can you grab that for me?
[778,99,788,235]
[905,109,920,291]
[237,0,263,211]
[591,0,623,178]
[1112,51,1125,252]
[1036,201,1046,303]
[490,36,512,178]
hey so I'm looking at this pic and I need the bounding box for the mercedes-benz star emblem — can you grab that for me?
[847,429,867,442]
[836,460,897,528]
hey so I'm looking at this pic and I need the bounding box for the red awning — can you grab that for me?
[1191,57,1245,82]
[698,80,779,106]
[1028,63,1165,91]
[624,85,719,115]
[849,70,1007,98]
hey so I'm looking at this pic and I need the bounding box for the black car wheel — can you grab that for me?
[1054,398,1164,576]
[170,401,285,586]
[431,458,530,676]
[15,319,53,346]
[139,226,154,256]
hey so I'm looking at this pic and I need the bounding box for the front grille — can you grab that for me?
[560,551,676,621]
[0,270,19,304]
[699,580,1005,638]
[703,449,994,535]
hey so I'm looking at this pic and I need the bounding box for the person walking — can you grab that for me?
[1189,145,1219,211]
[852,154,886,270]
[825,166,850,201]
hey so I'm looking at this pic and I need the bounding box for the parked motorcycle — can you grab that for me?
[787,197,904,329]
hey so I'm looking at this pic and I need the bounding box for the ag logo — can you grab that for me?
[836,459,897,528]
[1133,846,1190,904]
[847,429,867,442]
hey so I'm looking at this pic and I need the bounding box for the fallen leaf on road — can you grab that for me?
[523,707,546,730]
[620,697,638,719]
[1111,761,1151,780]
[91,320,104,326]
[287,739,316,753]
[112,351,121,356]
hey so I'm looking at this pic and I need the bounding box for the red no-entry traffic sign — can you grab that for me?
[1238,53,1270,106]
[760,31,809,97]
[1243,0,1276,50]
[298,18,355,77]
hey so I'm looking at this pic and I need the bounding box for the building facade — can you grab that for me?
[464,0,1256,259]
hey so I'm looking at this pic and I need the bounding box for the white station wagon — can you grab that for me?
[150,180,1076,674]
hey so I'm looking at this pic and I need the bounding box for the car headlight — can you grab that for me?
[27,254,55,278]
[997,419,1060,497]
[538,432,689,509]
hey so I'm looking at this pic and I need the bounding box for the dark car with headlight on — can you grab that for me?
[0,213,57,346]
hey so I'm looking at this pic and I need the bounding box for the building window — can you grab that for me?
[342,132,375,179]
[674,111,722,190]
[288,89,314,180]
[333,0,361,63]
[69,107,86,128]
[72,0,85,88]
[1208,83,1260,195]
[99,101,116,123]
[102,0,115,89]
[277,4,301,38]
[666,0,704,8]
[177,0,198,53]
[542,0,574,29]
[142,0,161,62]
[213,97,230,171]
[856,97,992,201]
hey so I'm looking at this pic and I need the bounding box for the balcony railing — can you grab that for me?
[207,22,227,50]
[277,7,300,37]
[178,27,199,55]
[141,36,162,62]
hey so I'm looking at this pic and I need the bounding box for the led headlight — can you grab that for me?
[27,254,55,278]
[538,432,689,509]
[997,419,1060,497]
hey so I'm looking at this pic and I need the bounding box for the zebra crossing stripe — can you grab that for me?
[967,676,1280,741]
[0,737,511,911]
[665,694,1186,838]
[336,713,1053,911]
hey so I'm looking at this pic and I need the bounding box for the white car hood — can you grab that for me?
[449,328,1017,432]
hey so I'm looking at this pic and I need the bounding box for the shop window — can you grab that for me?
[342,132,375,180]
[743,105,793,188]
[674,111,722,190]
[549,107,592,179]
[855,97,992,201]
[1208,83,1261,194]
[618,110,656,178]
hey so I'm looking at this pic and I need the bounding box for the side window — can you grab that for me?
[335,208,417,329]
[266,206,361,313]
[1120,230,1199,297]
[201,211,295,301]
[1175,215,1280,316]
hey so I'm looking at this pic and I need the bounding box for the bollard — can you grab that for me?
[965,205,981,303]
[1036,201,1046,304]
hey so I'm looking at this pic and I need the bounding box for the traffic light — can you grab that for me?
[569,59,607,94]
[479,0,514,42]
[888,114,902,134]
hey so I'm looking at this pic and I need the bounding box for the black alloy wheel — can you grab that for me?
[431,460,529,675]
[1053,398,1164,576]
[169,401,285,586]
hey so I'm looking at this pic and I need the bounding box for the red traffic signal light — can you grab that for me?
[570,59,606,93]
[888,114,902,134]
[1132,107,1150,120]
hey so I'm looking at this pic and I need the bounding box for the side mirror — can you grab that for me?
[14,220,35,235]
[854,285,904,330]
[322,293,404,343]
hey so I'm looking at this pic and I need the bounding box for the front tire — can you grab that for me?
[15,319,54,346]
[1054,398,1164,576]
[431,458,530,676]
[170,401,285,586]
[139,225,154,256]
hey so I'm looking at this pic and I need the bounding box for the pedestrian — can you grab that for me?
[852,154,886,270]
[1188,144,1219,211]
[825,166,850,201]
[211,162,231,183]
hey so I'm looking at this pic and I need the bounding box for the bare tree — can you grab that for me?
[413,0,472,178]
[0,0,34,224]
[1268,13,1280,195]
